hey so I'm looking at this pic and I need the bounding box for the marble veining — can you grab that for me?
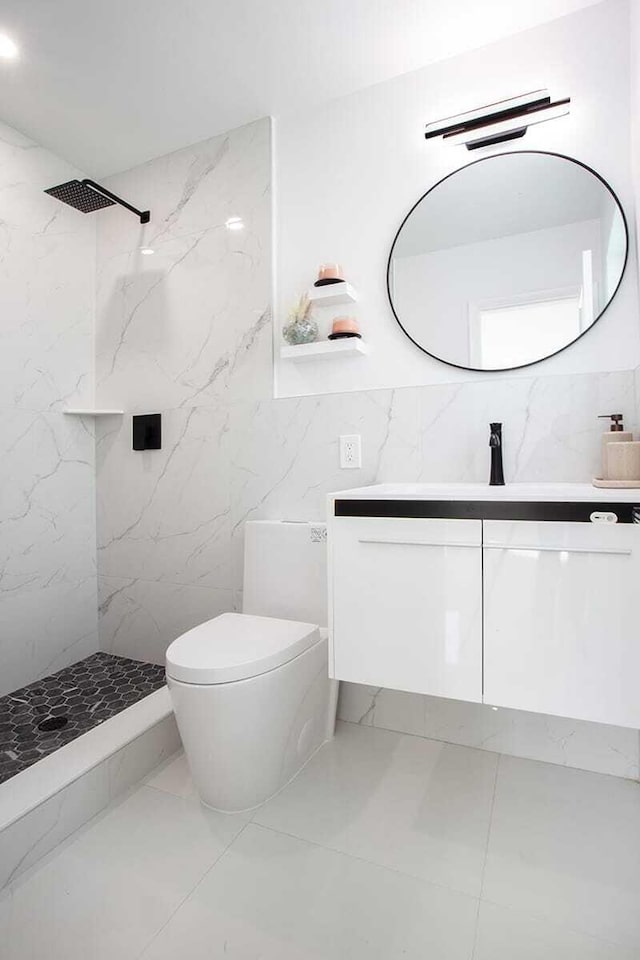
[4,105,635,790]
[0,118,98,697]
[337,683,640,781]
[95,119,272,413]
[93,115,640,780]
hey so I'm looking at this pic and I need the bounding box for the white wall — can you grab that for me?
[632,0,640,288]
[631,0,640,447]
[0,120,98,695]
[275,0,638,397]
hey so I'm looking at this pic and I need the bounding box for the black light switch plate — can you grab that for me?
[132,413,161,450]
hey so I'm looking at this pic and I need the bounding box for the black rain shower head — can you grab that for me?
[45,180,115,213]
[44,179,150,224]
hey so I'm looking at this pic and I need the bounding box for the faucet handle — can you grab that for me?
[489,422,502,447]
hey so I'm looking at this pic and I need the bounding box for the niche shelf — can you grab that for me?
[63,408,125,416]
[307,282,358,306]
[281,339,370,362]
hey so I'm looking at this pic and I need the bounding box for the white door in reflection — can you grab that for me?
[471,291,581,368]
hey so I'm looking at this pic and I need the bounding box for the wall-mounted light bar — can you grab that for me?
[425,89,571,151]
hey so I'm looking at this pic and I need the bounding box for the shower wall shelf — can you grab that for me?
[63,409,125,416]
[281,339,369,362]
[307,282,358,306]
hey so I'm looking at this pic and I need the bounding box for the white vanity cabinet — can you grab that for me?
[329,516,483,701]
[483,519,640,729]
[329,484,640,731]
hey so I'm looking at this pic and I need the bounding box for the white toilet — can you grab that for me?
[166,521,337,813]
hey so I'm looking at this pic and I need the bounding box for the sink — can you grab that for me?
[330,482,640,503]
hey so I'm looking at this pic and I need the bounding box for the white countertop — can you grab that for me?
[330,483,640,502]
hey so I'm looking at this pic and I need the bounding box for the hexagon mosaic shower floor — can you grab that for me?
[0,653,166,784]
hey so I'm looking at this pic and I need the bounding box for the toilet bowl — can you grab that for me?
[166,521,337,812]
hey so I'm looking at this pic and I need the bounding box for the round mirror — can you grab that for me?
[387,151,628,372]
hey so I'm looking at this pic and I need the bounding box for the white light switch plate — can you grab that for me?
[340,434,362,468]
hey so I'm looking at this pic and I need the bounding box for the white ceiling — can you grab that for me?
[395,153,613,256]
[0,0,603,176]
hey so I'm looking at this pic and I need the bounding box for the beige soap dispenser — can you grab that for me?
[598,414,633,480]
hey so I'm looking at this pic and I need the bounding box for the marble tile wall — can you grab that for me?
[337,684,640,780]
[0,120,98,695]
[95,116,640,779]
[95,118,273,660]
[95,118,272,413]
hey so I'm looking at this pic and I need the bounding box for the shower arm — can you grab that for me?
[82,179,151,224]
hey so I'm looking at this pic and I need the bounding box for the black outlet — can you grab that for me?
[133,413,162,450]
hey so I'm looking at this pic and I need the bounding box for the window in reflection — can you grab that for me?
[472,292,581,368]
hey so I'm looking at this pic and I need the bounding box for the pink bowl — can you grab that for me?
[331,316,360,335]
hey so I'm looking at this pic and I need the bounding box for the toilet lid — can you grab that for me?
[165,612,321,684]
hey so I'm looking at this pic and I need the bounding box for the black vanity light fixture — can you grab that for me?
[44,179,151,224]
[425,89,571,151]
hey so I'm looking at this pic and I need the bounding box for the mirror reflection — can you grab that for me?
[387,152,627,371]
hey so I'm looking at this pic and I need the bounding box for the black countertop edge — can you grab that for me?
[333,499,640,523]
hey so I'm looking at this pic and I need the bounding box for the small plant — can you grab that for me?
[282,294,318,345]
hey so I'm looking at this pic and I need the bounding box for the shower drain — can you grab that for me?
[38,715,69,733]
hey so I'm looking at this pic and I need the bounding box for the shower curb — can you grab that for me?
[0,687,180,889]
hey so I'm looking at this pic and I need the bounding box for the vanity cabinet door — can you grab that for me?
[330,516,482,701]
[483,520,640,729]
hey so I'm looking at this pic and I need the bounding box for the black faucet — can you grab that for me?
[489,422,505,486]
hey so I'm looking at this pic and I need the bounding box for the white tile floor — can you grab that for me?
[1,721,638,960]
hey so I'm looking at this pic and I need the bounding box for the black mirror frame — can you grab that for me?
[386,150,629,373]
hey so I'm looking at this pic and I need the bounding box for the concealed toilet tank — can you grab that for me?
[243,520,328,626]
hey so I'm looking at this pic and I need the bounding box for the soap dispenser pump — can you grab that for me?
[600,413,625,431]
[598,414,632,480]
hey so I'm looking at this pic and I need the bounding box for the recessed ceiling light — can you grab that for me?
[140,247,155,256]
[0,34,19,60]
[225,216,244,231]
